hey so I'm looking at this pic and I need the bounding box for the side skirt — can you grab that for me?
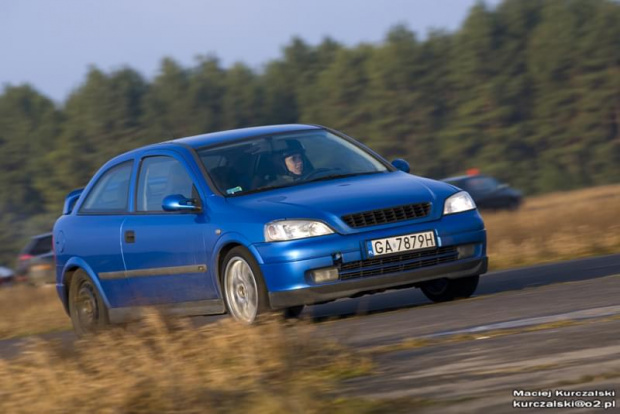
[108,299,226,324]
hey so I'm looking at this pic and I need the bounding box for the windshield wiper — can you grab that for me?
[305,171,383,184]
[230,171,384,196]
[234,182,297,196]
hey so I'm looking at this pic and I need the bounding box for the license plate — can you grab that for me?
[367,231,436,257]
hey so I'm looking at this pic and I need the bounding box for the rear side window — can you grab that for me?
[136,156,196,212]
[80,161,133,213]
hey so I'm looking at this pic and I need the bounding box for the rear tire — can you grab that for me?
[420,275,479,303]
[69,270,109,337]
[222,247,270,324]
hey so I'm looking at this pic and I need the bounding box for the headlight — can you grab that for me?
[264,220,334,242]
[443,191,476,215]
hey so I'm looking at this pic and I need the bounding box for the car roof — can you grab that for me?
[442,175,470,182]
[102,124,324,168]
[169,124,322,149]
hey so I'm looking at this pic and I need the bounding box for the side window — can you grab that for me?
[136,156,196,212]
[80,162,133,213]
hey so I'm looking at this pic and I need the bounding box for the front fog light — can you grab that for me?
[311,267,339,283]
[457,244,476,259]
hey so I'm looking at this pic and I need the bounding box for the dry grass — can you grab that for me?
[484,184,620,270]
[0,185,618,412]
[0,285,71,340]
[0,313,377,414]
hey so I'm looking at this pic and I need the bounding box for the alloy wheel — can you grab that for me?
[224,257,259,323]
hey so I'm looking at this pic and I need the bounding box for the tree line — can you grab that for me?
[0,0,618,264]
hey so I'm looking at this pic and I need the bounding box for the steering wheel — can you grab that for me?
[304,167,343,181]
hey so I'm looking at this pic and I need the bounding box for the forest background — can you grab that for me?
[0,0,618,264]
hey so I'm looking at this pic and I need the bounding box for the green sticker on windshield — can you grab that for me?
[226,186,243,195]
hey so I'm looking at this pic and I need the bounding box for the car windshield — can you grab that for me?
[197,129,389,196]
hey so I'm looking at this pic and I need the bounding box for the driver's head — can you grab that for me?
[278,140,305,176]
[284,152,304,176]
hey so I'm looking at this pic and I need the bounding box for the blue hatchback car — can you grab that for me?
[53,125,487,334]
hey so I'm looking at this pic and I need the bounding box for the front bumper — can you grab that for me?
[252,210,487,309]
[269,256,487,308]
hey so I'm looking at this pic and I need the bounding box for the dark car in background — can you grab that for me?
[443,174,522,211]
[16,233,55,286]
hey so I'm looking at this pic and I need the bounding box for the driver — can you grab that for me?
[274,139,308,183]
[284,151,304,177]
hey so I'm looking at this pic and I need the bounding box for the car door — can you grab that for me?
[121,152,218,307]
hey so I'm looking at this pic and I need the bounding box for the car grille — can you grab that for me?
[339,246,458,280]
[342,202,432,228]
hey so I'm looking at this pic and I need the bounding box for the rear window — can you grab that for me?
[23,235,52,256]
[464,177,499,192]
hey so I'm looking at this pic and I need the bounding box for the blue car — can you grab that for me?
[53,124,487,334]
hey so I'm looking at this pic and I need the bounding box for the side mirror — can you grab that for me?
[162,194,200,212]
[391,159,410,173]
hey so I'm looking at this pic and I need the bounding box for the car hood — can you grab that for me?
[226,171,457,231]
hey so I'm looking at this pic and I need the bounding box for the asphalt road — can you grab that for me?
[307,253,620,346]
[2,254,620,412]
[309,254,620,412]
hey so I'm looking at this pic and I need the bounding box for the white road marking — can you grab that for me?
[427,305,620,338]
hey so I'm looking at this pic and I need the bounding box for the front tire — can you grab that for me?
[69,270,109,337]
[420,275,479,303]
[222,247,270,324]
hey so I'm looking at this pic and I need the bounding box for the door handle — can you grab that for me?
[125,230,135,243]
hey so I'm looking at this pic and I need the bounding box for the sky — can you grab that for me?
[0,0,501,103]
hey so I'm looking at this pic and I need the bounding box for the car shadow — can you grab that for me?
[305,254,620,323]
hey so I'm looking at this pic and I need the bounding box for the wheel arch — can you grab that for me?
[60,258,112,313]
[217,243,242,284]
[211,232,264,299]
